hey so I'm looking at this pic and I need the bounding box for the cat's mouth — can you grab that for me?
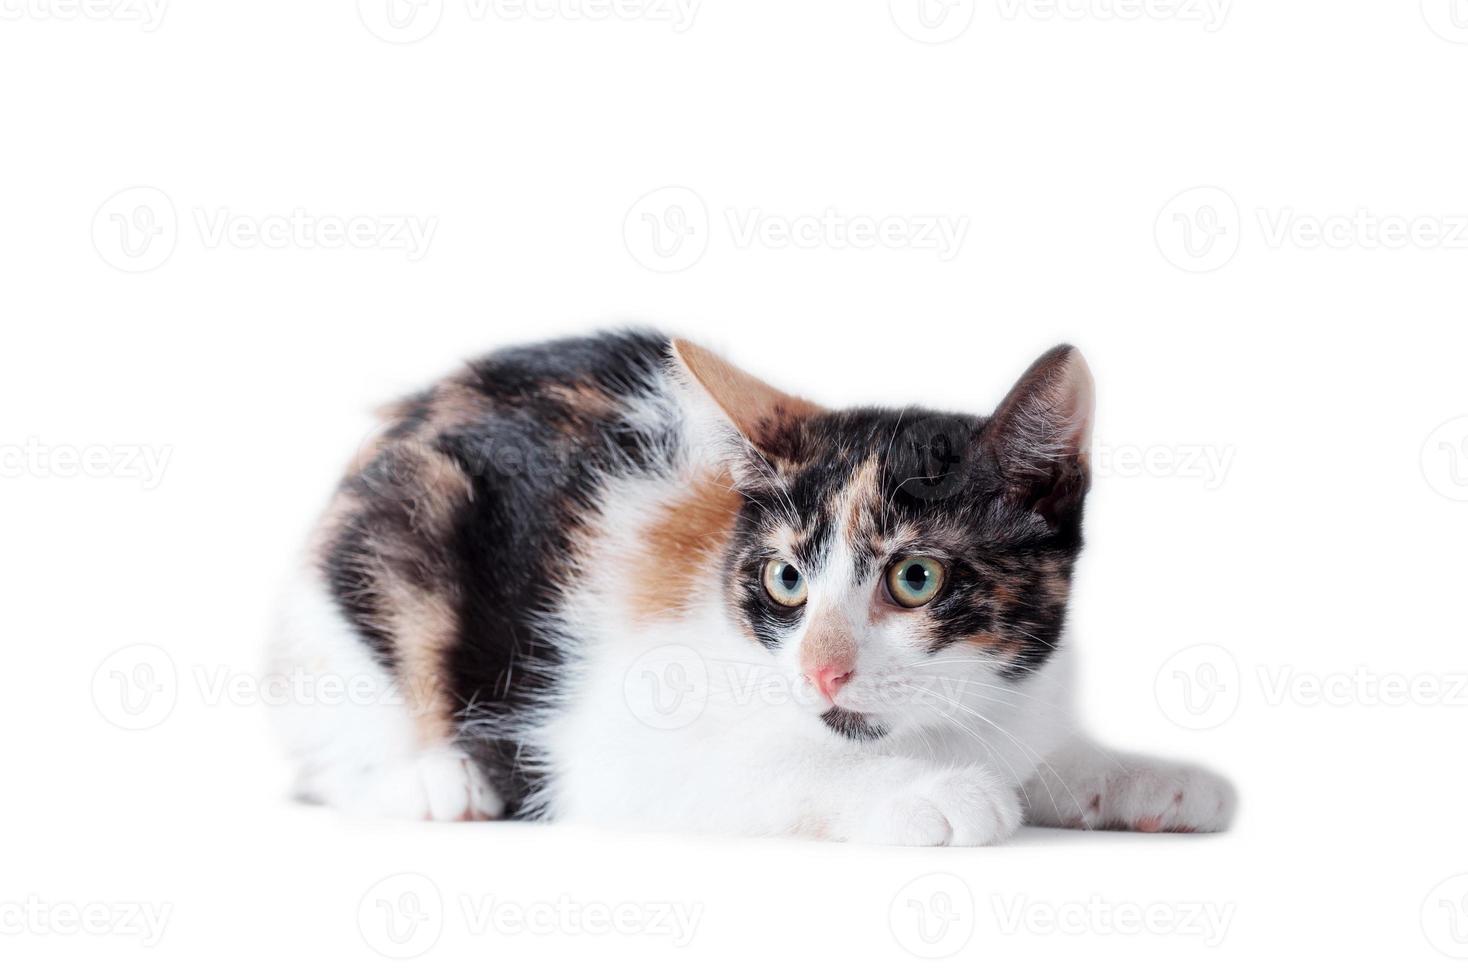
[820,707,888,742]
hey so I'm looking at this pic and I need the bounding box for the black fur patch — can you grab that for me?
[320,329,678,816]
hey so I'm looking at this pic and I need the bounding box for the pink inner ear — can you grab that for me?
[671,338,822,455]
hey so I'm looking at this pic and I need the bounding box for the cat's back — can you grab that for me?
[274,328,685,817]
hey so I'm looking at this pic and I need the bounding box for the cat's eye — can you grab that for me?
[762,559,808,607]
[886,557,946,608]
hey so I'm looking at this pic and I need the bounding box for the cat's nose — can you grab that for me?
[808,665,853,704]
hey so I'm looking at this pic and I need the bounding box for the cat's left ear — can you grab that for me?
[981,344,1095,526]
[669,338,821,471]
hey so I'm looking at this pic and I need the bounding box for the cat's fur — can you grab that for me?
[268,330,1235,843]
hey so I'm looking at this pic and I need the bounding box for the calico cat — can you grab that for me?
[269,330,1235,844]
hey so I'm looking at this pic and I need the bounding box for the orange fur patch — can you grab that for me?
[629,474,742,624]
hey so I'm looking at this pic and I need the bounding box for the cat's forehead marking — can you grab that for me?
[832,454,888,581]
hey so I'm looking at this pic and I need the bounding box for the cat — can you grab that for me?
[268,329,1235,844]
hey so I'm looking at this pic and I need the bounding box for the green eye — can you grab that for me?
[886,557,946,608]
[762,559,808,607]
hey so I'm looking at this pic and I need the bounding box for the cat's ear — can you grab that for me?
[981,344,1095,525]
[669,338,821,469]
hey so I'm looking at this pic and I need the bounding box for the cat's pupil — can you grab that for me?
[780,565,800,589]
[903,564,927,589]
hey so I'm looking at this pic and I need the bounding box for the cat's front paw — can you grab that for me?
[1103,761,1235,833]
[1048,760,1235,833]
[854,767,1022,847]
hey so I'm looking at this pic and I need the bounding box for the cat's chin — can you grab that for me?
[820,707,889,742]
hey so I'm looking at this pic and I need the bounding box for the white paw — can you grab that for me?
[1099,761,1235,833]
[856,767,1022,847]
[329,747,505,822]
[1041,759,1235,833]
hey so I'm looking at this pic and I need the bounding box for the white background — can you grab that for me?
[4,0,1467,975]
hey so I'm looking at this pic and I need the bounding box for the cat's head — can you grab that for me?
[670,339,1093,740]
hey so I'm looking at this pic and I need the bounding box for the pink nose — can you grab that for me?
[808,665,853,704]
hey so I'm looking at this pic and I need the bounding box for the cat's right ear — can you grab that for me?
[669,338,821,476]
[980,344,1095,528]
